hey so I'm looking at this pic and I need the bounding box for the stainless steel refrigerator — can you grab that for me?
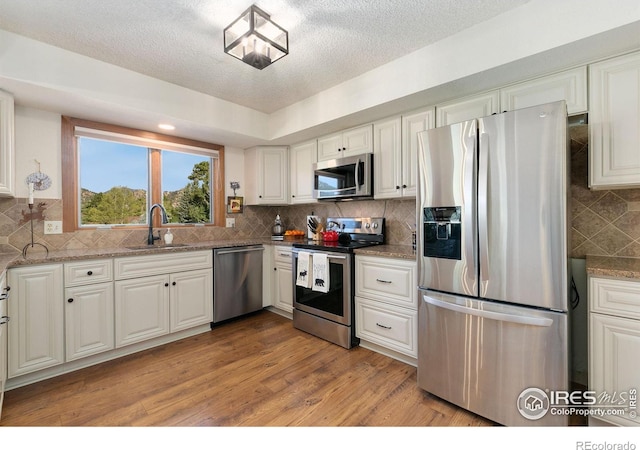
[416,101,570,426]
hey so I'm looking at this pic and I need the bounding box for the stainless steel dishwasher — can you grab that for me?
[213,245,264,324]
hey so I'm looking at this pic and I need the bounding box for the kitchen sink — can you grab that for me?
[125,243,189,250]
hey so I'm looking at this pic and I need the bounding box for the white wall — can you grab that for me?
[13,105,244,201]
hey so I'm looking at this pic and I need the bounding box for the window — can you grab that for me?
[62,117,225,231]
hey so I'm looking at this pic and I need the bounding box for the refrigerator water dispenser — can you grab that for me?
[423,207,461,260]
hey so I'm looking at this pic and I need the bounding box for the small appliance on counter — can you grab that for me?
[271,214,284,241]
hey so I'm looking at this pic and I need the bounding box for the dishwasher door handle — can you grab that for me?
[215,246,265,256]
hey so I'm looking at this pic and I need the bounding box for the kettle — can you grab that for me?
[272,214,284,236]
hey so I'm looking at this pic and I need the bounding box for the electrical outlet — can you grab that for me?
[44,220,63,234]
[226,218,235,228]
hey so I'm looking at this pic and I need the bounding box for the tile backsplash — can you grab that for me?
[1,126,638,257]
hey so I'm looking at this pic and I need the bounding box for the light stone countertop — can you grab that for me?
[586,255,640,280]
[0,239,417,276]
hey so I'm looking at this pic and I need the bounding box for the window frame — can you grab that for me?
[62,116,225,231]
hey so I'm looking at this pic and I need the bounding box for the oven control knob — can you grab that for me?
[364,223,370,229]
[372,222,378,229]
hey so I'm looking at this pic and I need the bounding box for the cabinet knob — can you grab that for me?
[67,298,74,303]
[274,267,277,271]
[3,286,10,292]
[172,281,177,286]
[164,283,169,287]
[395,185,400,190]
[402,184,407,189]
[87,270,93,276]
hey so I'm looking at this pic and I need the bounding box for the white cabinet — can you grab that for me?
[589,52,640,190]
[262,245,273,307]
[170,268,213,333]
[272,246,293,313]
[317,124,373,161]
[0,90,15,197]
[0,272,9,419]
[115,274,170,347]
[289,139,317,204]
[114,251,212,347]
[64,259,114,361]
[436,91,500,127]
[355,255,417,361]
[436,67,587,127]
[589,276,640,427]
[7,264,64,378]
[245,146,289,205]
[500,67,587,114]
[374,108,434,199]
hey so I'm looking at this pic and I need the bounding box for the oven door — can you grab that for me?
[292,249,351,326]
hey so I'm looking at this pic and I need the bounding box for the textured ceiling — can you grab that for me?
[0,0,529,114]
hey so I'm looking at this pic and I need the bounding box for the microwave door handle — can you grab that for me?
[355,158,361,189]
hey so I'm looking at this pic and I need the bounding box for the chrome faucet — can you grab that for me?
[148,203,169,245]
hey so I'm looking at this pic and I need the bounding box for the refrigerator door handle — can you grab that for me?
[423,294,554,327]
[477,132,490,290]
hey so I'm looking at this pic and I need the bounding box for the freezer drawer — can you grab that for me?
[417,290,569,426]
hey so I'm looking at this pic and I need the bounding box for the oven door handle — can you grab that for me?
[292,250,347,260]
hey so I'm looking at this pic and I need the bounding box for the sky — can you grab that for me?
[79,137,209,193]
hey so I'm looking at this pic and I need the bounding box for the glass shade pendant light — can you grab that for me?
[223,4,289,70]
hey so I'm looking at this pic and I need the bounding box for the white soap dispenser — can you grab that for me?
[164,228,174,245]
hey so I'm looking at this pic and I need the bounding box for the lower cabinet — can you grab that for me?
[0,272,9,419]
[589,275,640,427]
[273,246,293,313]
[65,282,114,361]
[115,274,170,348]
[169,269,213,333]
[7,264,64,378]
[355,255,417,361]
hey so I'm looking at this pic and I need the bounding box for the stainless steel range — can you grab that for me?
[291,217,384,348]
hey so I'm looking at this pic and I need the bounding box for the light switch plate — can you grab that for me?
[226,218,235,228]
[44,220,63,234]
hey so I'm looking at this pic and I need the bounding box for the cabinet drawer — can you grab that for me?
[355,256,416,308]
[115,250,212,280]
[355,297,417,357]
[64,259,113,286]
[274,246,293,266]
[589,276,640,319]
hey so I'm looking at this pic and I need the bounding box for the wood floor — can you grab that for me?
[0,310,496,427]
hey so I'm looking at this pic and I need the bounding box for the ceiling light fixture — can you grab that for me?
[223,4,289,70]
[158,124,175,131]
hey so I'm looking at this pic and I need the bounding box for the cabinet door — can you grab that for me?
[115,275,170,347]
[0,90,15,197]
[500,67,587,114]
[317,132,343,161]
[589,52,640,190]
[246,146,289,205]
[290,140,317,204]
[65,282,114,361]
[373,117,402,199]
[170,269,213,332]
[402,108,434,198]
[7,264,64,378]
[342,124,373,157]
[436,91,500,127]
[274,256,293,313]
[590,313,640,426]
[0,274,8,418]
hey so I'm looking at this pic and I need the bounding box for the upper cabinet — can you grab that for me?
[589,52,640,190]
[373,108,434,199]
[500,67,587,114]
[244,146,290,205]
[317,124,373,161]
[289,139,317,204]
[436,91,500,127]
[0,90,15,197]
[436,67,587,127]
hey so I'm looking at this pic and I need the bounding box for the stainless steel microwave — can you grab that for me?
[313,153,373,200]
